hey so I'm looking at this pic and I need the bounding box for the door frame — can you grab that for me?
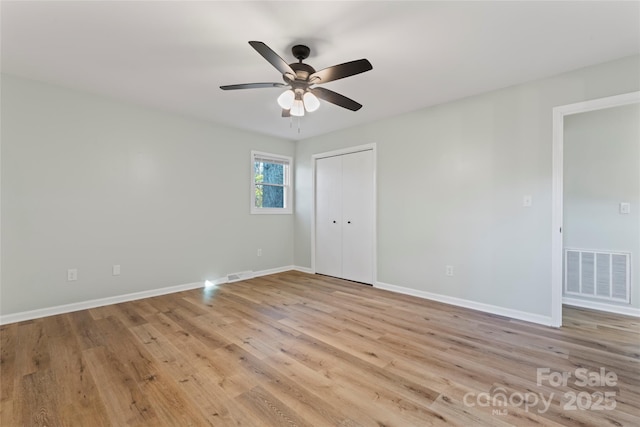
[551,91,640,327]
[311,143,377,284]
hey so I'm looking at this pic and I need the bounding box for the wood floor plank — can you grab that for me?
[0,398,14,427]
[14,320,50,379]
[2,271,639,426]
[219,343,364,426]
[16,369,63,427]
[44,315,111,426]
[236,385,314,427]
[67,309,108,350]
[0,323,18,403]
[83,345,159,426]
[283,334,442,412]
[148,314,256,399]
[130,323,246,426]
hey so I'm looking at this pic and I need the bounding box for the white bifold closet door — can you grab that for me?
[315,149,374,284]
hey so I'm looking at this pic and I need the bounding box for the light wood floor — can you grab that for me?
[1,271,638,426]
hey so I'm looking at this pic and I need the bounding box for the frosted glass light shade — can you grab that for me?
[290,99,305,117]
[277,90,295,109]
[303,91,320,112]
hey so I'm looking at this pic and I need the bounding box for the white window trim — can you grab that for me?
[250,150,293,214]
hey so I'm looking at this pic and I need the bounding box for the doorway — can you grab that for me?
[551,91,640,327]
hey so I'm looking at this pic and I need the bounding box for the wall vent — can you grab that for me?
[226,271,254,283]
[564,249,631,303]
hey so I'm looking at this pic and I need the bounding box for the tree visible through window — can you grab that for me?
[251,151,292,214]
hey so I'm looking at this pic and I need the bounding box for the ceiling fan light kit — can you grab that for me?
[277,89,320,115]
[290,93,305,117]
[220,41,372,120]
[303,91,320,112]
[277,89,295,109]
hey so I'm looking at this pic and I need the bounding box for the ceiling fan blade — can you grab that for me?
[249,41,296,78]
[309,59,372,84]
[220,83,287,90]
[311,87,362,111]
[281,109,291,118]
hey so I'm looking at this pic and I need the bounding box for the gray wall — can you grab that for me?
[564,103,640,307]
[3,56,639,320]
[294,55,640,318]
[1,74,295,314]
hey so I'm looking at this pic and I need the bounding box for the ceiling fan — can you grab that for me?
[220,41,372,117]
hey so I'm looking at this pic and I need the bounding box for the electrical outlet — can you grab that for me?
[445,265,454,276]
[112,264,121,276]
[257,248,262,257]
[67,268,78,281]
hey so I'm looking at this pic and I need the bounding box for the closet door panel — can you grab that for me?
[315,155,343,278]
[341,150,374,284]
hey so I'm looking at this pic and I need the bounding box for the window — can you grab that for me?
[251,151,292,214]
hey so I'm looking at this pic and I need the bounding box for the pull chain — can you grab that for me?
[286,115,301,134]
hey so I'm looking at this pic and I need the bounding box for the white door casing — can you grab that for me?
[551,91,640,327]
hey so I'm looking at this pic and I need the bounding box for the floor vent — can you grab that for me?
[564,249,630,303]
[226,271,254,283]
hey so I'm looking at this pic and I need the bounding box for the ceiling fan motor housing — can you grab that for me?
[291,44,311,61]
[287,62,316,83]
[283,45,316,83]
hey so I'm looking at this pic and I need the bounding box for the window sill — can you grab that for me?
[251,208,293,215]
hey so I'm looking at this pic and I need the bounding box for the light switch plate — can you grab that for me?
[620,202,631,214]
[523,195,532,207]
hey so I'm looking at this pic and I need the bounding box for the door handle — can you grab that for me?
[333,220,336,223]
[347,221,351,224]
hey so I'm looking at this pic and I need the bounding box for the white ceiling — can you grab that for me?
[2,1,639,140]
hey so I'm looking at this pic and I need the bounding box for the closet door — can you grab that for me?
[315,155,343,278]
[341,150,374,284]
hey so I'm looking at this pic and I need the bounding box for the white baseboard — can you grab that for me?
[0,265,300,325]
[5,269,589,327]
[0,280,205,325]
[563,297,640,317]
[375,281,554,326]
[292,265,314,274]
[254,265,297,277]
